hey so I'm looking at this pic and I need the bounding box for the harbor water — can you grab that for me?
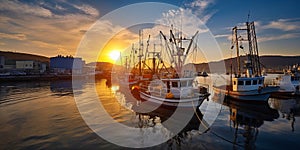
[0,75,299,149]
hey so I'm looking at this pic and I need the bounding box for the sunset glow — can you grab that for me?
[109,50,121,61]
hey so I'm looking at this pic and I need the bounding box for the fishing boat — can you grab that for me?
[133,28,210,107]
[213,21,278,101]
[270,65,300,98]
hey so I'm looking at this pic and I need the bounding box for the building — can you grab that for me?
[50,55,84,75]
[0,51,50,75]
[15,60,47,73]
[16,61,34,69]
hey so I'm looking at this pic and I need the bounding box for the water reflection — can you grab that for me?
[133,105,208,149]
[269,98,300,132]
[211,94,279,149]
[112,85,210,149]
[50,79,87,97]
[50,80,73,96]
[2,78,300,149]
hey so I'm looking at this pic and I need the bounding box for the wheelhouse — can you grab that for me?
[232,76,264,92]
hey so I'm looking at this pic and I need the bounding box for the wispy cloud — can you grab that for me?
[0,32,27,40]
[258,33,300,42]
[214,19,300,42]
[185,0,216,23]
[156,8,209,36]
[72,4,99,17]
[0,0,52,17]
[261,18,300,31]
[0,0,100,57]
[189,0,214,8]
[214,34,230,39]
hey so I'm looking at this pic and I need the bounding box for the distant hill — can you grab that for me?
[93,55,300,74]
[0,51,49,62]
[2,51,299,74]
[194,55,300,73]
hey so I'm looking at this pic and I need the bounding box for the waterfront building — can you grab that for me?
[50,55,84,75]
[16,60,34,69]
[16,60,47,73]
[0,51,50,75]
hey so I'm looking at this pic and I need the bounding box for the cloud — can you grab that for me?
[0,0,100,58]
[72,4,99,17]
[262,18,300,31]
[188,0,214,11]
[214,19,300,42]
[258,33,300,42]
[185,0,216,23]
[0,0,52,17]
[0,32,27,40]
[214,34,230,39]
[156,8,209,36]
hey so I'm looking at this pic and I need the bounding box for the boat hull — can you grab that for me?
[140,91,209,108]
[270,90,299,99]
[213,86,278,101]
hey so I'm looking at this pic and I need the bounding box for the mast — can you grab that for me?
[160,27,198,77]
[248,22,261,76]
[233,26,241,77]
[232,21,261,77]
[138,30,144,76]
[131,43,136,72]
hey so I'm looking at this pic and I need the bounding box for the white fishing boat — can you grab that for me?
[133,29,210,107]
[139,73,210,107]
[270,65,300,98]
[213,21,278,101]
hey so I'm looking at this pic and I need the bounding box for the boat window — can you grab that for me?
[172,82,178,87]
[258,80,262,84]
[188,80,193,86]
[253,80,257,85]
[181,81,187,87]
[238,81,244,85]
[245,80,251,85]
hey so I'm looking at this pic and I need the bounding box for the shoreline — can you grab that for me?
[0,74,112,82]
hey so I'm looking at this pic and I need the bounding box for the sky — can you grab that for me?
[0,0,300,63]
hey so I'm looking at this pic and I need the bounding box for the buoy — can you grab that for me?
[131,85,141,100]
[166,92,174,99]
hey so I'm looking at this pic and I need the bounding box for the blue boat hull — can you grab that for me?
[213,86,278,101]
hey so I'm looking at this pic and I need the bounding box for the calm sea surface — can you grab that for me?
[0,75,299,149]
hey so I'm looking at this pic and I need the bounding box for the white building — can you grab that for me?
[16,61,34,69]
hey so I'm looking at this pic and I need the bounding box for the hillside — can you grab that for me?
[194,55,300,73]
[0,51,49,62]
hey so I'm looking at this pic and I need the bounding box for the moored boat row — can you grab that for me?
[113,19,298,108]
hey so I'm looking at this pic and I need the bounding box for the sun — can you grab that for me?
[109,50,121,61]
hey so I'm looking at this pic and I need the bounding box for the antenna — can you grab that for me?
[247,10,250,22]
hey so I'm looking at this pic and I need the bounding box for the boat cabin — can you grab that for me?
[161,78,195,98]
[232,76,264,92]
